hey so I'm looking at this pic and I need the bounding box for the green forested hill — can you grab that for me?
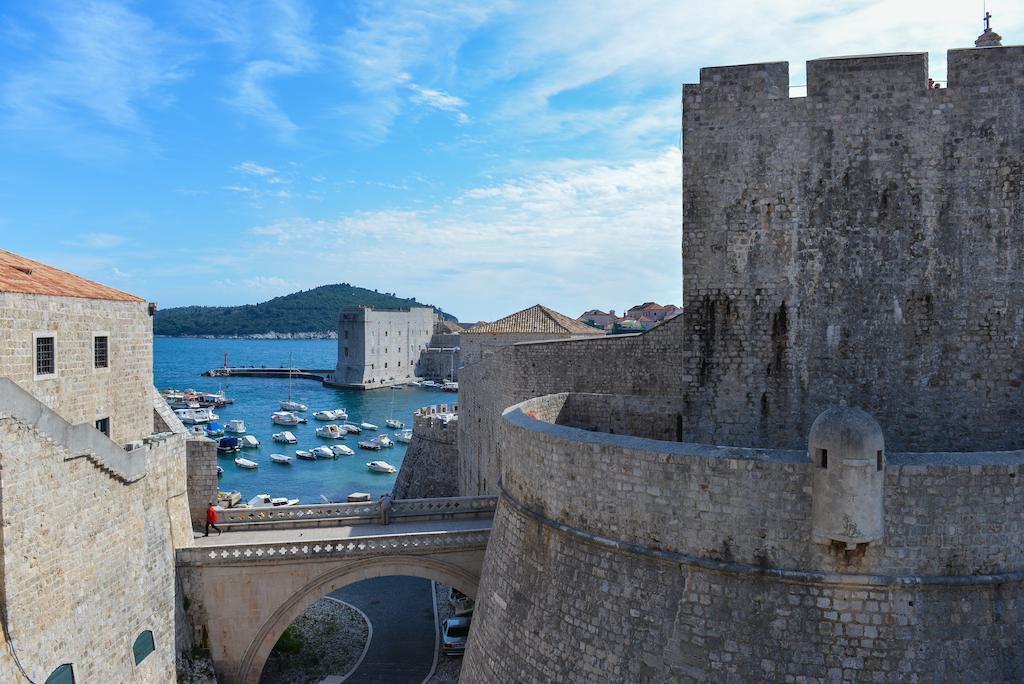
[153,284,453,336]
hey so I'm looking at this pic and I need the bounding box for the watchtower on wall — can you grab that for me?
[680,46,1024,451]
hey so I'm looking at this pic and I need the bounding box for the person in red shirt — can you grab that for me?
[205,502,222,537]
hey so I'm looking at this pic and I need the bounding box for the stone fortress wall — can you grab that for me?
[0,291,191,683]
[393,403,460,499]
[326,306,435,390]
[460,43,1024,683]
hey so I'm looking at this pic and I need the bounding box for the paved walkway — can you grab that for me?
[328,576,437,683]
[193,517,490,546]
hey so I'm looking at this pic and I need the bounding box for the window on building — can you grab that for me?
[36,336,55,376]
[95,417,110,437]
[344,347,348,357]
[817,448,828,469]
[45,664,75,684]
[876,450,884,471]
[133,630,155,665]
[344,331,348,339]
[371,364,374,369]
[94,336,109,368]
[384,363,388,368]
[398,361,401,367]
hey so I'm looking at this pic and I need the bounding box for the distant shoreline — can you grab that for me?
[155,332,337,340]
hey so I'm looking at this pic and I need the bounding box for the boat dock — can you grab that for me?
[202,367,331,381]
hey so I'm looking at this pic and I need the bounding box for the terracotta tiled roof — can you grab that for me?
[579,309,611,317]
[435,318,465,333]
[464,304,605,335]
[0,249,144,302]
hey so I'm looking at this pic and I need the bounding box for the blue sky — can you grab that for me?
[1,1,1021,321]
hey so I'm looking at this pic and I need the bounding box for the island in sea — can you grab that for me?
[153,283,456,338]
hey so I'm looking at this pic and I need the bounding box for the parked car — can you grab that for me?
[448,587,475,616]
[441,617,471,656]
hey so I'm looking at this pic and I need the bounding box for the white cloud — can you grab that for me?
[407,83,470,123]
[235,160,277,177]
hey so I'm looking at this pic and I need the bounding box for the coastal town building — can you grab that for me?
[0,249,196,683]
[324,306,435,390]
[416,319,463,383]
[577,303,682,331]
[460,304,605,367]
[576,308,617,329]
[459,34,1024,683]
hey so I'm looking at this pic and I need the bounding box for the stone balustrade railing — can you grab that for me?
[214,495,497,527]
[178,528,491,565]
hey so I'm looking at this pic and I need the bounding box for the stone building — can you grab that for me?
[460,38,1024,682]
[325,305,435,389]
[460,304,605,367]
[0,249,196,683]
[415,318,463,382]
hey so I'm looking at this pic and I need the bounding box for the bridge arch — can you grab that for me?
[237,555,481,684]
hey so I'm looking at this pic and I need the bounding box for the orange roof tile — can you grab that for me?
[0,249,144,302]
[464,304,605,335]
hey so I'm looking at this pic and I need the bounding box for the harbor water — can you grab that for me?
[154,337,455,504]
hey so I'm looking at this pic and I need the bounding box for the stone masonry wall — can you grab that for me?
[331,306,434,389]
[679,48,1024,451]
[461,394,1024,682]
[0,411,191,683]
[392,409,459,499]
[0,293,154,444]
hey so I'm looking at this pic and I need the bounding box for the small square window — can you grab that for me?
[95,417,110,437]
[35,336,55,376]
[94,336,109,368]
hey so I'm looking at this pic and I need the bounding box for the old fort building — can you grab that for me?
[0,250,192,683]
[325,305,435,390]
[459,40,1024,682]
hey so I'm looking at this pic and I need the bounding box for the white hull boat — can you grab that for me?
[342,423,362,434]
[443,381,459,392]
[421,380,441,389]
[225,419,247,434]
[366,460,397,474]
[216,465,224,476]
[273,431,298,444]
[295,450,315,460]
[394,429,413,444]
[272,411,301,426]
[375,435,394,448]
[246,493,299,507]
[240,435,260,448]
[361,422,378,431]
[235,457,258,469]
[330,444,355,457]
[270,453,293,465]
[385,418,404,429]
[316,425,346,440]
[358,440,382,451]
[333,408,349,421]
[313,410,337,421]
[280,400,308,412]
[311,446,336,459]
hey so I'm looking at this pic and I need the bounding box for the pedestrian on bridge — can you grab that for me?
[205,502,222,537]
[379,492,392,526]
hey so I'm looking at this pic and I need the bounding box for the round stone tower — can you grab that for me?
[809,405,885,549]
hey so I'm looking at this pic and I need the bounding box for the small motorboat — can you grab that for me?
[316,424,346,440]
[358,439,383,451]
[347,491,372,502]
[385,418,405,429]
[443,381,459,393]
[375,435,395,448]
[205,421,225,437]
[224,419,247,434]
[234,457,258,469]
[330,444,355,457]
[239,435,260,448]
[311,446,335,459]
[175,407,218,424]
[394,429,413,444]
[366,460,397,474]
[279,400,308,412]
[246,493,299,507]
[272,411,300,426]
[342,423,362,434]
[270,453,293,465]
[361,422,378,431]
[421,380,441,389]
[313,410,337,421]
[273,431,298,444]
[217,436,242,453]
[295,450,316,461]
[333,408,349,421]
[216,465,224,476]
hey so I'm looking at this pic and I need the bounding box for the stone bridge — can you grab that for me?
[177,496,496,684]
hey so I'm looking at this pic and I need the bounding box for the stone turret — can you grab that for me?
[809,406,885,549]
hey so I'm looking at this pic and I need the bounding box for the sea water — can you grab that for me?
[154,337,453,504]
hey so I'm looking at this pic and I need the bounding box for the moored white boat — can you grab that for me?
[394,429,413,444]
[225,419,247,433]
[342,423,362,434]
[316,424,346,440]
[239,435,260,448]
[311,446,335,459]
[385,418,404,429]
[272,431,298,444]
[333,408,349,421]
[272,411,301,426]
[358,439,382,451]
[216,465,224,476]
[295,450,316,460]
[217,436,241,453]
[421,380,441,389]
[313,410,337,421]
[234,457,258,469]
[270,453,293,464]
[366,460,397,473]
[205,421,224,437]
[361,422,378,431]
[246,493,299,507]
[175,407,218,424]
[330,444,355,457]
[442,381,458,392]
[375,434,394,448]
